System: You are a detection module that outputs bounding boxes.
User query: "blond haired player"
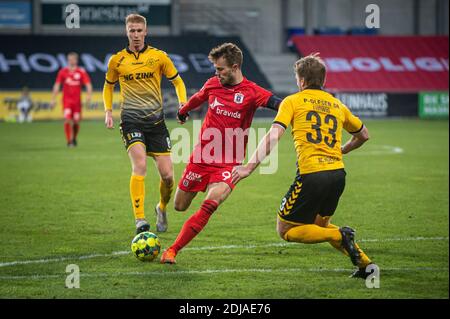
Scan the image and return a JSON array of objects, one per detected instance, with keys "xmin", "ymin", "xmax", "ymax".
[
  {"xmin": 232, "ymin": 53, "xmax": 375, "ymax": 279},
  {"xmin": 103, "ymin": 14, "xmax": 187, "ymax": 234}
]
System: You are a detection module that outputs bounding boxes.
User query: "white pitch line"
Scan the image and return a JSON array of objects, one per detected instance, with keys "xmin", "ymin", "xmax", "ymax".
[
  {"xmin": 0, "ymin": 236, "xmax": 447, "ymax": 269},
  {"xmin": 350, "ymin": 144, "xmax": 404, "ymax": 156},
  {"xmin": 0, "ymin": 266, "xmax": 448, "ymax": 281}
]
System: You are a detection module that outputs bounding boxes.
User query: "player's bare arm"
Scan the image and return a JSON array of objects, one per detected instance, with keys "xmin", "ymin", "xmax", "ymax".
[
  {"xmin": 341, "ymin": 125, "xmax": 370, "ymax": 154},
  {"xmin": 232, "ymin": 124, "xmax": 285, "ymax": 184}
]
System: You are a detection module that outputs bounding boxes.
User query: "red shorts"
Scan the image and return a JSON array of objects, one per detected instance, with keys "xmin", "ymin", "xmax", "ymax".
[
  {"xmin": 178, "ymin": 163, "xmax": 236, "ymax": 193},
  {"xmin": 63, "ymin": 102, "xmax": 81, "ymax": 121}
]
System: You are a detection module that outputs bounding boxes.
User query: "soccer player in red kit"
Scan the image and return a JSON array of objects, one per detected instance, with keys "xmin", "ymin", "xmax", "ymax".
[
  {"xmin": 160, "ymin": 43, "xmax": 282, "ymax": 264},
  {"xmin": 51, "ymin": 52, "xmax": 92, "ymax": 147}
]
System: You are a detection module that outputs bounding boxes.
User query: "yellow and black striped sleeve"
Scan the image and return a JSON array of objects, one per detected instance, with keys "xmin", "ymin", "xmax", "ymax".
[{"xmin": 273, "ymin": 96, "xmax": 294, "ymax": 129}]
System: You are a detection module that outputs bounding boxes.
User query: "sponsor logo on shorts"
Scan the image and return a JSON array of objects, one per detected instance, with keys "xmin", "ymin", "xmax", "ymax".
[
  {"xmin": 127, "ymin": 132, "xmax": 142, "ymax": 141},
  {"xmin": 186, "ymin": 171, "xmax": 202, "ymax": 182}
]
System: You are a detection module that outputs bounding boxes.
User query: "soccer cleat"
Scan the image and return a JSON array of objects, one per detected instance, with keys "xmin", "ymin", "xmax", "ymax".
[
  {"xmin": 135, "ymin": 218, "xmax": 150, "ymax": 234},
  {"xmin": 72, "ymin": 139, "xmax": 77, "ymax": 147},
  {"xmin": 160, "ymin": 248, "xmax": 177, "ymax": 264},
  {"xmin": 350, "ymin": 263, "xmax": 376, "ymax": 279},
  {"xmin": 155, "ymin": 204, "xmax": 168, "ymax": 232},
  {"xmin": 339, "ymin": 226, "xmax": 361, "ymax": 266},
  {"xmin": 67, "ymin": 141, "xmax": 74, "ymax": 147}
]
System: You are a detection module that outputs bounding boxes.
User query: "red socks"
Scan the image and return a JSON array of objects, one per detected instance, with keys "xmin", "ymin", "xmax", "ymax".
[
  {"xmin": 64, "ymin": 122, "xmax": 72, "ymax": 143},
  {"xmin": 73, "ymin": 123, "xmax": 79, "ymax": 141},
  {"xmin": 171, "ymin": 200, "xmax": 218, "ymax": 253},
  {"xmin": 64, "ymin": 122, "xmax": 79, "ymax": 143}
]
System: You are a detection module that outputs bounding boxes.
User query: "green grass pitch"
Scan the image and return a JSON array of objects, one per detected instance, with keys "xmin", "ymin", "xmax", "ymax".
[{"xmin": 0, "ymin": 118, "xmax": 448, "ymax": 298}]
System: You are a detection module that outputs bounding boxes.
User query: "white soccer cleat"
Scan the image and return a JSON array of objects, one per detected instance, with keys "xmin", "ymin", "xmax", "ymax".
[
  {"xmin": 155, "ymin": 204, "xmax": 168, "ymax": 232},
  {"xmin": 135, "ymin": 218, "xmax": 150, "ymax": 234}
]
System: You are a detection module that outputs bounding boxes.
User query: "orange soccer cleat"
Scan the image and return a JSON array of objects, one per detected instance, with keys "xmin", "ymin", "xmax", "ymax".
[{"xmin": 160, "ymin": 248, "xmax": 177, "ymax": 264}]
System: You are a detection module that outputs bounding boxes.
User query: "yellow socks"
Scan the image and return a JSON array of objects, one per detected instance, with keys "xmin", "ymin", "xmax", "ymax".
[
  {"xmin": 130, "ymin": 174, "xmax": 145, "ymax": 219},
  {"xmin": 284, "ymin": 222, "xmax": 372, "ymax": 268},
  {"xmin": 284, "ymin": 224, "xmax": 342, "ymax": 244},
  {"xmin": 158, "ymin": 178, "xmax": 173, "ymax": 212}
]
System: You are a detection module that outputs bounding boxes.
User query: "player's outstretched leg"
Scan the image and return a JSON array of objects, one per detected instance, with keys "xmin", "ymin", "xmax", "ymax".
[
  {"xmin": 324, "ymin": 222, "xmax": 373, "ymax": 277},
  {"xmin": 339, "ymin": 226, "xmax": 378, "ymax": 279},
  {"xmin": 283, "ymin": 223, "xmax": 342, "ymax": 244},
  {"xmin": 160, "ymin": 199, "xmax": 218, "ymax": 264},
  {"xmin": 314, "ymin": 215, "xmax": 373, "ymax": 278}
]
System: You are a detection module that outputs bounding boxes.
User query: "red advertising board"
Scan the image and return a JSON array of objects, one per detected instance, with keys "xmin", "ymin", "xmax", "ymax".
[{"xmin": 291, "ymin": 36, "xmax": 449, "ymax": 92}]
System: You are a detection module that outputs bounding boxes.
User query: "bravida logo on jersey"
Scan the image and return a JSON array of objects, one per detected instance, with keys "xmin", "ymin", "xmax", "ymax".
[
  {"xmin": 209, "ymin": 97, "xmax": 224, "ymax": 109},
  {"xmin": 210, "ymin": 97, "xmax": 242, "ymax": 119},
  {"xmin": 234, "ymin": 93, "xmax": 244, "ymax": 104}
]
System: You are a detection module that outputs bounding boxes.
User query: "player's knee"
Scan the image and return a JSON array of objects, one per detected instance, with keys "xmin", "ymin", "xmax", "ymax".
[
  {"xmin": 161, "ymin": 174, "xmax": 174, "ymax": 187},
  {"xmin": 132, "ymin": 160, "xmax": 146, "ymax": 175},
  {"xmin": 174, "ymin": 200, "xmax": 187, "ymax": 212},
  {"xmin": 277, "ymin": 228, "xmax": 289, "ymax": 241},
  {"xmin": 276, "ymin": 221, "xmax": 290, "ymax": 241}
]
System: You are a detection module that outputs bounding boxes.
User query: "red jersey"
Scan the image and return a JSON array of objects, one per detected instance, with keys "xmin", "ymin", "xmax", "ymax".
[
  {"xmin": 179, "ymin": 76, "xmax": 273, "ymax": 167},
  {"xmin": 55, "ymin": 67, "xmax": 91, "ymax": 107}
]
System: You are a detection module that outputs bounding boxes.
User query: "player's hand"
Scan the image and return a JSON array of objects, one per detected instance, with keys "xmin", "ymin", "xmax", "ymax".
[
  {"xmin": 177, "ymin": 109, "xmax": 189, "ymax": 124},
  {"xmin": 105, "ymin": 110, "xmax": 114, "ymax": 129},
  {"xmin": 50, "ymin": 100, "xmax": 56, "ymax": 108},
  {"xmin": 232, "ymin": 165, "xmax": 252, "ymax": 184}
]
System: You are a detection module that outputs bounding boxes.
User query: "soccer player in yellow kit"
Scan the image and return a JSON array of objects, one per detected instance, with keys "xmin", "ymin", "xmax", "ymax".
[
  {"xmin": 232, "ymin": 53, "xmax": 375, "ymax": 279},
  {"xmin": 103, "ymin": 14, "xmax": 187, "ymax": 234}
]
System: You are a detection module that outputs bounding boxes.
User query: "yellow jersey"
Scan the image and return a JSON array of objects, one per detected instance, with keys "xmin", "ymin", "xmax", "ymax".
[
  {"xmin": 105, "ymin": 44, "xmax": 179, "ymax": 125},
  {"xmin": 274, "ymin": 89, "xmax": 363, "ymax": 174}
]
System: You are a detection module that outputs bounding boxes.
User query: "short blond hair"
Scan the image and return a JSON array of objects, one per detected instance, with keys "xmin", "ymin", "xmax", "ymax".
[
  {"xmin": 125, "ymin": 14, "xmax": 147, "ymax": 27},
  {"xmin": 294, "ymin": 53, "xmax": 326, "ymax": 87}
]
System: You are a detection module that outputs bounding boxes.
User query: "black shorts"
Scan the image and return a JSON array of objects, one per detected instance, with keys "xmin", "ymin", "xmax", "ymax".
[
  {"xmin": 278, "ymin": 168, "xmax": 346, "ymax": 224},
  {"xmin": 119, "ymin": 120, "xmax": 172, "ymax": 156}
]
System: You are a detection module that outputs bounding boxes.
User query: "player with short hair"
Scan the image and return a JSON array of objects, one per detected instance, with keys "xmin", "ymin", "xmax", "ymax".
[
  {"xmin": 232, "ymin": 53, "xmax": 375, "ymax": 279},
  {"xmin": 103, "ymin": 13, "xmax": 187, "ymax": 234},
  {"xmin": 160, "ymin": 42, "xmax": 282, "ymax": 264},
  {"xmin": 52, "ymin": 52, "xmax": 92, "ymax": 147}
]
